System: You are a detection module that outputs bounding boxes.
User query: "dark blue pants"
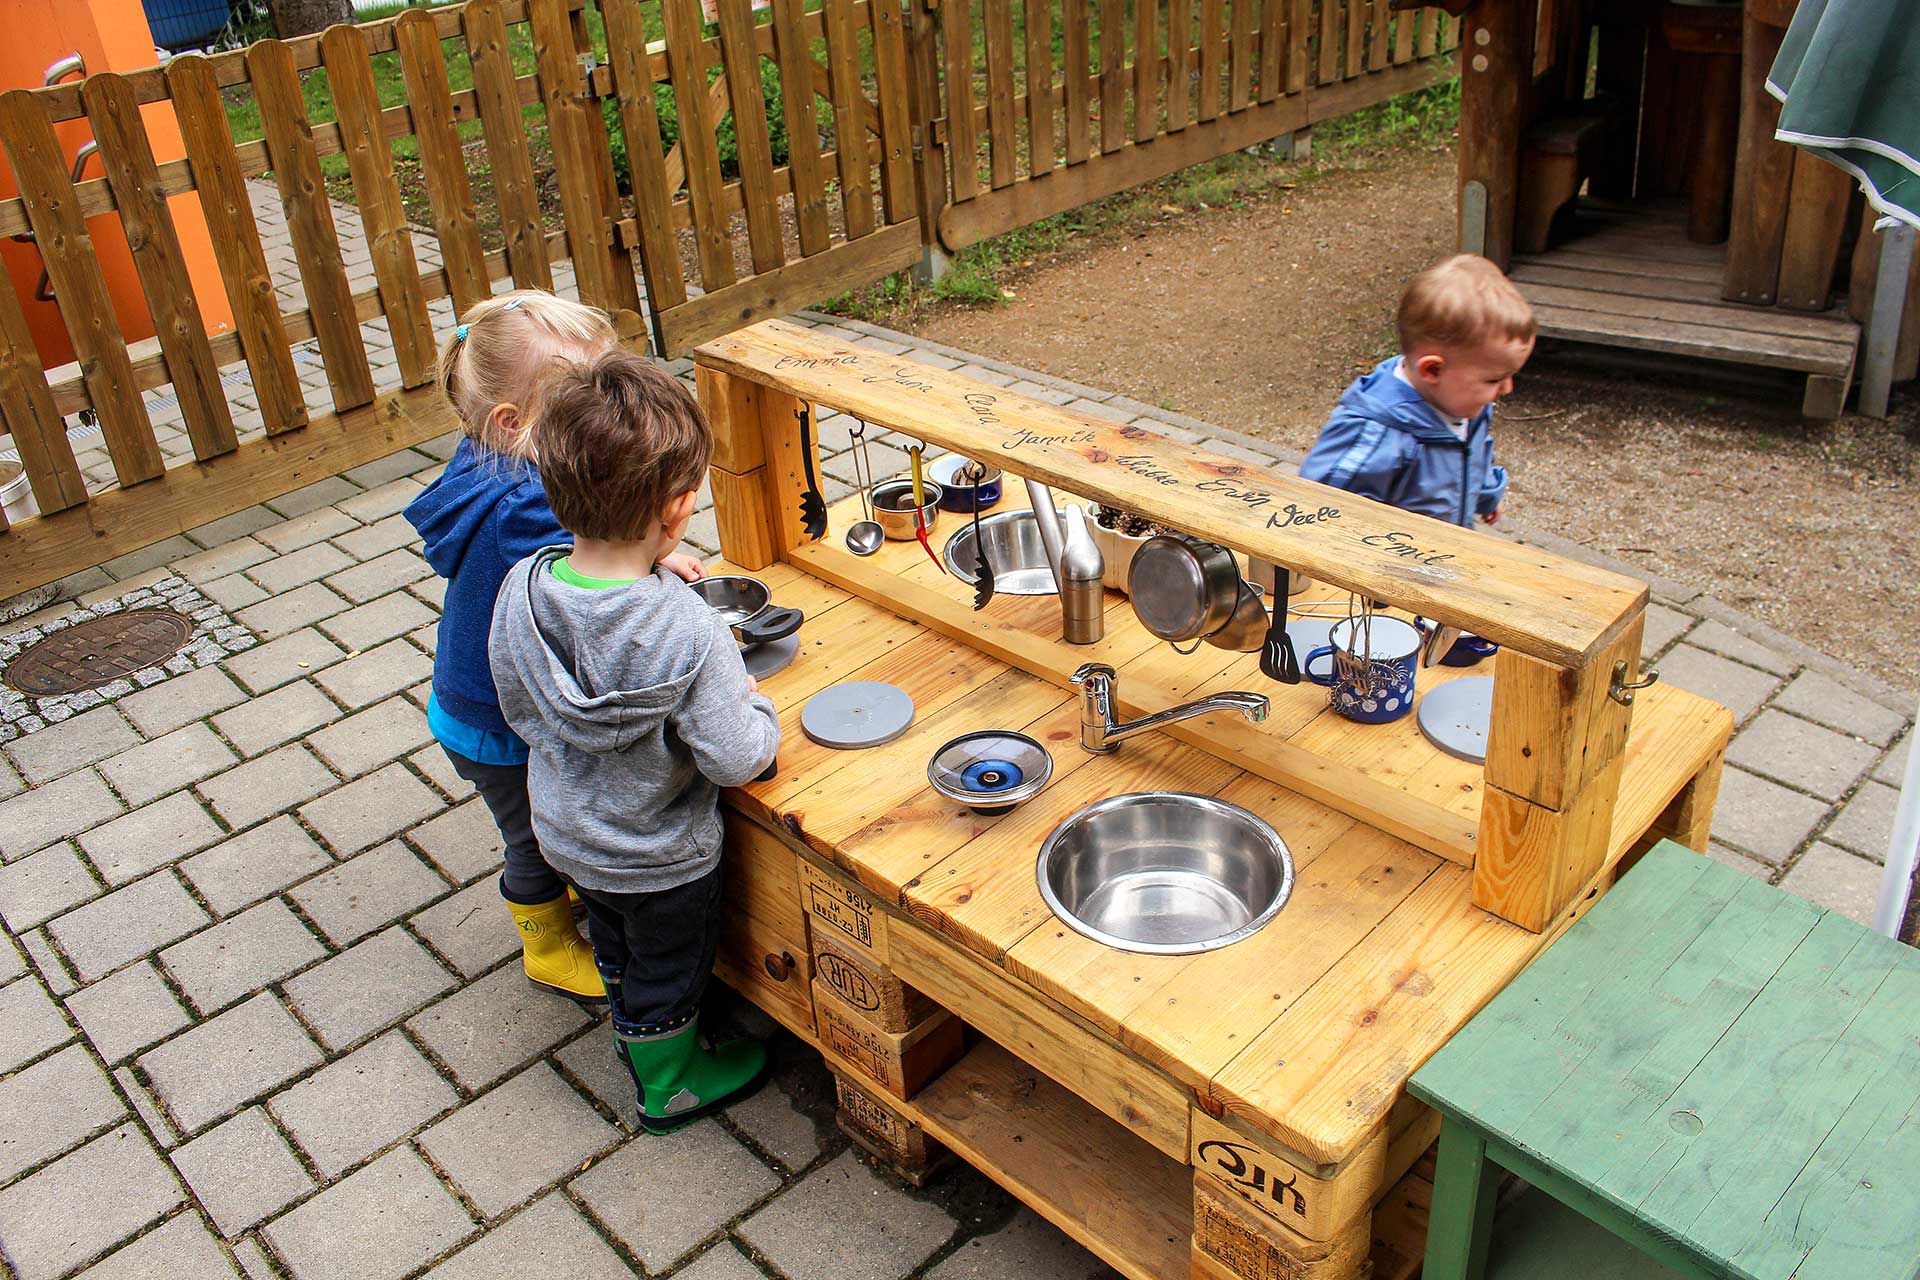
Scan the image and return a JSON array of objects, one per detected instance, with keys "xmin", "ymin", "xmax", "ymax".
[
  {"xmin": 442, "ymin": 749, "xmax": 565, "ymax": 904},
  {"xmin": 576, "ymin": 866, "xmax": 724, "ymax": 1036}
]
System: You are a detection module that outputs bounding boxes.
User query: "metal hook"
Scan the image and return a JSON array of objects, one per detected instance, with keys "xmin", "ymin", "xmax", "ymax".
[{"xmin": 1609, "ymin": 660, "xmax": 1660, "ymax": 706}]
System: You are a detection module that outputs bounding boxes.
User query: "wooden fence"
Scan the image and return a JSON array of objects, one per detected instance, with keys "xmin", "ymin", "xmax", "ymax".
[
  {"xmin": 930, "ymin": 0, "xmax": 1459, "ymax": 249},
  {"xmin": 0, "ymin": 0, "xmax": 1455, "ymax": 596}
]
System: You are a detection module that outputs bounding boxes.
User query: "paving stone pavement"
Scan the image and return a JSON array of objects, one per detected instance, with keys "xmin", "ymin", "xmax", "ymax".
[{"xmin": 1, "ymin": 183, "xmax": 1914, "ymax": 1280}]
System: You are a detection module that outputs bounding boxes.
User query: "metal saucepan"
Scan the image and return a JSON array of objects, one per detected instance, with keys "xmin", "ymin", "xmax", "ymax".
[
  {"xmin": 870, "ymin": 477, "xmax": 944, "ymax": 541},
  {"xmin": 689, "ymin": 575, "xmax": 803, "ymax": 648},
  {"xmin": 927, "ymin": 454, "xmax": 1004, "ymax": 512},
  {"xmin": 1128, "ymin": 534, "xmax": 1245, "ymax": 648}
]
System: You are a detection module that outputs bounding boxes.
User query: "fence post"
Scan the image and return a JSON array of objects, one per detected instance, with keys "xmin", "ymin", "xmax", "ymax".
[{"xmin": 904, "ymin": 0, "xmax": 952, "ymax": 283}]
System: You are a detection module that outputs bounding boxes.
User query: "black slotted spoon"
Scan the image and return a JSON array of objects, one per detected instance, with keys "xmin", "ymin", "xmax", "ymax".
[
  {"xmin": 966, "ymin": 461, "xmax": 994, "ymax": 609},
  {"xmin": 795, "ymin": 406, "xmax": 827, "ymax": 541}
]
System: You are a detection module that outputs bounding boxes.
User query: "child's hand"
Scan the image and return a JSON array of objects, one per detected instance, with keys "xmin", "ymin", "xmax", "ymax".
[
  {"xmin": 660, "ymin": 552, "xmax": 707, "ymax": 582},
  {"xmin": 1481, "ymin": 503, "xmax": 1504, "ymax": 526},
  {"xmin": 745, "ymin": 674, "xmax": 760, "ymax": 695}
]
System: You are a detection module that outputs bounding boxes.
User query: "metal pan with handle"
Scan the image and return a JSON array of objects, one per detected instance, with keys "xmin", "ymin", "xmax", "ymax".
[{"xmin": 689, "ymin": 576, "xmax": 804, "ymax": 648}]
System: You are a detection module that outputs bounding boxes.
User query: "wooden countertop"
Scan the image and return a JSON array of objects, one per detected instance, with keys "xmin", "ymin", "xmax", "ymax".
[{"xmin": 715, "ymin": 500, "xmax": 1733, "ymax": 1168}]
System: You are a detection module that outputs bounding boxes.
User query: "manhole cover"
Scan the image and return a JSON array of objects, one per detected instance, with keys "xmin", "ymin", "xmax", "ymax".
[{"xmin": 3, "ymin": 609, "xmax": 195, "ymax": 696}]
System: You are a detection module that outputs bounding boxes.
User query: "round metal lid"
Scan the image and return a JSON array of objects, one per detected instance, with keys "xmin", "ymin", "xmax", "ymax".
[
  {"xmin": 3, "ymin": 609, "xmax": 195, "ymax": 697},
  {"xmin": 1128, "ymin": 536, "xmax": 1210, "ymax": 640},
  {"xmin": 927, "ymin": 730, "xmax": 1053, "ymax": 809},
  {"xmin": 1417, "ymin": 675, "xmax": 1494, "ymax": 764},
  {"xmin": 801, "ymin": 681, "xmax": 916, "ymax": 750},
  {"xmin": 742, "ymin": 633, "xmax": 800, "ymax": 681}
]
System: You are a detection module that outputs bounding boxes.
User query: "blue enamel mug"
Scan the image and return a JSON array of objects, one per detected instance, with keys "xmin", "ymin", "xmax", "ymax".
[
  {"xmin": 1414, "ymin": 617, "xmax": 1499, "ymax": 667},
  {"xmin": 1302, "ymin": 615, "xmax": 1420, "ymax": 724}
]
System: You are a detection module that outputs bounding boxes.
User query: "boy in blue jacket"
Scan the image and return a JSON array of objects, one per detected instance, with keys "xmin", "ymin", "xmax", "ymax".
[{"xmin": 1301, "ymin": 254, "xmax": 1535, "ymax": 527}]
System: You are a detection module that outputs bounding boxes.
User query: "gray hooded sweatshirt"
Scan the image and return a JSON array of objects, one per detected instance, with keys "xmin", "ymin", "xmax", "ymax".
[{"xmin": 489, "ymin": 548, "xmax": 781, "ymax": 894}]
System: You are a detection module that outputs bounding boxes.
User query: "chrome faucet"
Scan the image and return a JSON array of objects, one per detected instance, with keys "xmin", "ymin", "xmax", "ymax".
[{"xmin": 1069, "ymin": 663, "xmax": 1269, "ymax": 753}]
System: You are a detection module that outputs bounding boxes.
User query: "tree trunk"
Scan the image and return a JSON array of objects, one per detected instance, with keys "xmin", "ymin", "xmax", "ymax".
[{"xmin": 266, "ymin": 0, "xmax": 355, "ymax": 38}]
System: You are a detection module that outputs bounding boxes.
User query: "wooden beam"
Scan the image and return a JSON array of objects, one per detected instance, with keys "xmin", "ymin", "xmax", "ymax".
[{"xmin": 1455, "ymin": 0, "xmax": 1534, "ymax": 268}]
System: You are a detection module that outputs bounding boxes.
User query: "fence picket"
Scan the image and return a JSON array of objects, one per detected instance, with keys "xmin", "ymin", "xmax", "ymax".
[
  {"xmin": 868, "ymin": 0, "xmax": 915, "ymax": 222},
  {"xmin": 530, "ymin": 0, "xmax": 628, "ymax": 309},
  {"xmin": 944, "ymin": 0, "xmax": 981, "ymax": 198},
  {"xmin": 1258, "ymin": 0, "xmax": 1283, "ymax": 102},
  {"xmin": 767, "ymin": 0, "xmax": 832, "ymax": 253},
  {"xmin": 464, "ymin": 0, "xmax": 553, "ymax": 290},
  {"xmin": 321, "ymin": 25, "xmax": 436, "ymax": 388},
  {"xmin": 1198, "ymin": 0, "xmax": 1224, "ymax": 120},
  {"xmin": 1166, "ymin": 0, "xmax": 1191, "ymax": 129},
  {"xmin": 1391, "ymin": 1, "xmax": 1413, "ymax": 62},
  {"xmin": 1318, "ymin": 0, "xmax": 1338, "ymax": 82},
  {"xmin": 1024, "ymin": 0, "xmax": 1055, "ymax": 174},
  {"xmin": 715, "ymin": 0, "xmax": 785, "ymax": 271},
  {"xmin": 1286, "ymin": 0, "xmax": 1308, "ymax": 91},
  {"xmin": 81, "ymin": 73, "xmax": 237, "ymax": 461},
  {"xmin": 661, "ymin": 0, "xmax": 740, "ymax": 284},
  {"xmin": 1229, "ymin": 0, "xmax": 1253, "ymax": 110},
  {"xmin": 1344, "ymin": 0, "xmax": 1363, "ymax": 76},
  {"xmin": 825, "ymin": 0, "xmax": 877, "ymax": 236},
  {"xmin": 1063, "ymin": 0, "xmax": 1091, "ymax": 163},
  {"xmin": 1367, "ymin": 0, "xmax": 1389, "ymax": 69},
  {"xmin": 165, "ymin": 56, "xmax": 307, "ymax": 437},
  {"xmin": 395, "ymin": 11, "xmax": 489, "ymax": 316},
  {"xmin": 984, "ymin": 0, "xmax": 1017, "ymax": 188},
  {"xmin": 1133, "ymin": 0, "xmax": 1157, "ymax": 143},
  {"xmin": 1416, "ymin": 4, "xmax": 1437, "ymax": 55},
  {"xmin": 1442, "ymin": 13, "xmax": 1459, "ymax": 49},
  {"xmin": 0, "ymin": 91, "xmax": 164, "ymax": 487},
  {"xmin": 0, "ymin": 267, "xmax": 85, "ymax": 515},
  {"xmin": 1098, "ymin": 0, "xmax": 1125, "ymax": 153},
  {"xmin": 245, "ymin": 40, "xmax": 375, "ymax": 413}
]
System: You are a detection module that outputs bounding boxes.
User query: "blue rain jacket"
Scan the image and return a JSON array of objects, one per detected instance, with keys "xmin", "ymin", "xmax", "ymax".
[
  {"xmin": 405, "ymin": 438, "xmax": 570, "ymax": 744},
  {"xmin": 1299, "ymin": 356, "xmax": 1507, "ymax": 528}
]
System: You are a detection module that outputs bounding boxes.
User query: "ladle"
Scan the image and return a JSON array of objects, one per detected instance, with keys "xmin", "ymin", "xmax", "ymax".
[{"xmin": 843, "ymin": 419, "xmax": 886, "ymax": 556}]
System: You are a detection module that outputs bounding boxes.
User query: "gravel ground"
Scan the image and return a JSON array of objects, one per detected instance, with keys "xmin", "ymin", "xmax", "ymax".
[{"xmin": 908, "ymin": 143, "xmax": 1920, "ymax": 692}]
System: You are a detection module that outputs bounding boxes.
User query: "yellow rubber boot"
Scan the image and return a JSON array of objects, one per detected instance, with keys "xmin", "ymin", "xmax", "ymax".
[{"xmin": 506, "ymin": 893, "xmax": 606, "ymax": 1005}]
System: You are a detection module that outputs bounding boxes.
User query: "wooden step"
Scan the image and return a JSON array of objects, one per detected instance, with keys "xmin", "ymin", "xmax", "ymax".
[
  {"xmin": 1517, "ymin": 280, "xmax": 1861, "ymax": 347},
  {"xmin": 1525, "ymin": 300, "xmax": 1856, "ymax": 377}
]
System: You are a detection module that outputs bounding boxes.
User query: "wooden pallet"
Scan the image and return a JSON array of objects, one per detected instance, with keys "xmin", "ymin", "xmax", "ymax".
[{"xmin": 1511, "ymin": 204, "xmax": 1861, "ymax": 418}]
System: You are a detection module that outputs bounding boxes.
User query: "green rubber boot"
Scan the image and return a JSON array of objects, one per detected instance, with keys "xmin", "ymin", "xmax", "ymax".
[{"xmin": 617, "ymin": 1017, "xmax": 770, "ymax": 1134}]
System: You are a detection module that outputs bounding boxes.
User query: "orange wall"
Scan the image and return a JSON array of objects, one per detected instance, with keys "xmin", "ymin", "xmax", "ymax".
[{"xmin": 1, "ymin": 0, "xmax": 235, "ymax": 371}]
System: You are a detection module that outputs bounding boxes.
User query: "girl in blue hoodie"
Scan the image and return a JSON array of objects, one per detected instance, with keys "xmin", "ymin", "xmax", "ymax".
[{"xmin": 404, "ymin": 291, "xmax": 708, "ymax": 1004}]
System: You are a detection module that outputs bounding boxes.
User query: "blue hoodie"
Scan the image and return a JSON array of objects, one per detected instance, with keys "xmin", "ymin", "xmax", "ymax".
[
  {"xmin": 1299, "ymin": 356, "xmax": 1507, "ymax": 527},
  {"xmin": 405, "ymin": 438, "xmax": 570, "ymax": 755}
]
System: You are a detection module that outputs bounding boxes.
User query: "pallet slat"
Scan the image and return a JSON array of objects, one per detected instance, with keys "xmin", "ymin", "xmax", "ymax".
[
  {"xmin": 0, "ymin": 267, "xmax": 85, "ymax": 515},
  {"xmin": 322, "ymin": 23, "xmax": 436, "ymax": 389},
  {"xmin": 165, "ymin": 56, "xmax": 308, "ymax": 437},
  {"xmin": 395, "ymin": 10, "xmax": 491, "ymax": 317},
  {"xmin": 767, "ymin": 0, "xmax": 834, "ymax": 255},
  {"xmin": 984, "ymin": 0, "xmax": 1018, "ymax": 188},
  {"xmin": 246, "ymin": 40, "xmax": 375, "ymax": 413},
  {"xmin": 465, "ymin": 0, "xmax": 554, "ymax": 290},
  {"xmin": 80, "ymin": 73, "xmax": 237, "ymax": 462},
  {"xmin": 0, "ymin": 90, "xmax": 163, "ymax": 487},
  {"xmin": 825, "ymin": 0, "xmax": 878, "ymax": 237}
]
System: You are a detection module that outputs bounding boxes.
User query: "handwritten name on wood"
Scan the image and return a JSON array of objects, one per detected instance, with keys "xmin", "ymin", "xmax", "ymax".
[{"xmin": 696, "ymin": 320, "xmax": 1648, "ymax": 667}]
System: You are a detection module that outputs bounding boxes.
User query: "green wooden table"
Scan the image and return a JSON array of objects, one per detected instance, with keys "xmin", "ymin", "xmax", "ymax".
[{"xmin": 1408, "ymin": 839, "xmax": 1920, "ymax": 1280}]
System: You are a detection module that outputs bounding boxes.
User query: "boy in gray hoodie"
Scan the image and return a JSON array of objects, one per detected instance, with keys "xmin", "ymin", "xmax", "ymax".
[{"xmin": 490, "ymin": 352, "xmax": 781, "ymax": 1133}]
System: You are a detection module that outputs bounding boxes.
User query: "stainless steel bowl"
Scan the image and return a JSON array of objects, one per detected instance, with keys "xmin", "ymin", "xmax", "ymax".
[
  {"xmin": 871, "ymin": 478, "xmax": 943, "ymax": 542},
  {"xmin": 1036, "ymin": 792, "xmax": 1294, "ymax": 954},
  {"xmin": 944, "ymin": 509, "xmax": 1065, "ymax": 595}
]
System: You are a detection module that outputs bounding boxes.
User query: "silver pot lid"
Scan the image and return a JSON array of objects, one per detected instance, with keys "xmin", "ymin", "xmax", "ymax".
[{"xmin": 927, "ymin": 729, "xmax": 1054, "ymax": 809}]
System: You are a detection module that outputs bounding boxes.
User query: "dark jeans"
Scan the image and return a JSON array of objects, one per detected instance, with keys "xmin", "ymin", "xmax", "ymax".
[
  {"xmin": 575, "ymin": 865, "xmax": 725, "ymax": 1037},
  {"xmin": 442, "ymin": 749, "xmax": 565, "ymax": 905}
]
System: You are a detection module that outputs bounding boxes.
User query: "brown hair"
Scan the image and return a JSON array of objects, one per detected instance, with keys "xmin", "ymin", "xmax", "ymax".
[
  {"xmin": 1396, "ymin": 254, "xmax": 1537, "ymax": 354},
  {"xmin": 437, "ymin": 290, "xmax": 617, "ymax": 456},
  {"xmin": 533, "ymin": 351, "xmax": 713, "ymax": 542}
]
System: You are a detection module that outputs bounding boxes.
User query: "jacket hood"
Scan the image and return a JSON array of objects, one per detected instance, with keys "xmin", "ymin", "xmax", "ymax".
[
  {"xmin": 496, "ymin": 549, "xmax": 716, "ymax": 756},
  {"xmin": 406, "ymin": 438, "xmax": 530, "ymax": 579},
  {"xmin": 1336, "ymin": 357, "xmax": 1488, "ymax": 446}
]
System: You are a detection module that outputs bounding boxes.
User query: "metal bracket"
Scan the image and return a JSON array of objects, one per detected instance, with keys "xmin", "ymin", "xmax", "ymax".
[{"xmin": 1608, "ymin": 660, "xmax": 1659, "ymax": 707}]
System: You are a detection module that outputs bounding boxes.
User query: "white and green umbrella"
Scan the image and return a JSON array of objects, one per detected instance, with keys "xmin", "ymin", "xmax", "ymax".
[{"xmin": 1768, "ymin": 0, "xmax": 1920, "ymax": 226}]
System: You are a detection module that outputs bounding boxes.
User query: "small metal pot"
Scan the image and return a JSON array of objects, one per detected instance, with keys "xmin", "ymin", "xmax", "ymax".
[
  {"xmin": 689, "ymin": 575, "xmax": 803, "ymax": 648},
  {"xmin": 1128, "ymin": 534, "xmax": 1244, "ymax": 644},
  {"xmin": 871, "ymin": 477, "xmax": 943, "ymax": 541},
  {"xmin": 1204, "ymin": 581, "xmax": 1269, "ymax": 653}
]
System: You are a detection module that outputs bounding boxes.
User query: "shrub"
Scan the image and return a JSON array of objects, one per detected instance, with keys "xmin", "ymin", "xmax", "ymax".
[{"xmin": 604, "ymin": 58, "xmax": 794, "ymax": 192}]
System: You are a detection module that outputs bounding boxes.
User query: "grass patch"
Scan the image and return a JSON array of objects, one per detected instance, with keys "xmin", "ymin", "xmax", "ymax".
[{"xmin": 820, "ymin": 74, "xmax": 1461, "ymax": 328}]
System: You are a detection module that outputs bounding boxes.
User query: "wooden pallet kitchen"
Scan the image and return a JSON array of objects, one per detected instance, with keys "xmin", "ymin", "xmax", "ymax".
[{"xmin": 693, "ymin": 319, "xmax": 1734, "ymax": 1280}]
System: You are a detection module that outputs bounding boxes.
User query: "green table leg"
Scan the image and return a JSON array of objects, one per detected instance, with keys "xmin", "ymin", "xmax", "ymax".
[{"xmin": 1424, "ymin": 1117, "xmax": 1500, "ymax": 1280}]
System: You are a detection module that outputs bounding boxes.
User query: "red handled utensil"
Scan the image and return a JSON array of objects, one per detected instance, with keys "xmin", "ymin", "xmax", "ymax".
[{"xmin": 909, "ymin": 446, "xmax": 945, "ymax": 575}]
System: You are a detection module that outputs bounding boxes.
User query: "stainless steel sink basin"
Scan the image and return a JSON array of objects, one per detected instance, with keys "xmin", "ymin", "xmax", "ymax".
[
  {"xmin": 1036, "ymin": 792, "xmax": 1294, "ymax": 954},
  {"xmin": 944, "ymin": 509, "xmax": 1063, "ymax": 595}
]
